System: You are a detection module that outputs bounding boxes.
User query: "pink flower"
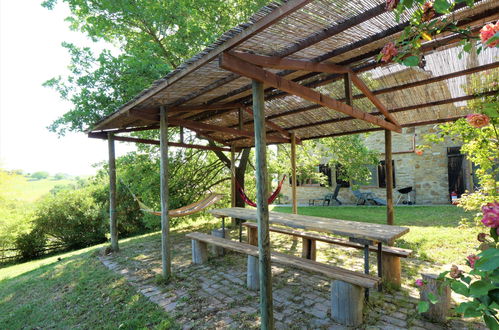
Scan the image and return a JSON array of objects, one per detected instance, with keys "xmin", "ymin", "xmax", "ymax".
[
  {"xmin": 415, "ymin": 149, "xmax": 424, "ymax": 156},
  {"xmin": 450, "ymin": 265, "xmax": 464, "ymax": 279},
  {"xmin": 466, "ymin": 254, "xmax": 480, "ymax": 269},
  {"xmin": 481, "ymin": 202, "xmax": 499, "ymax": 228},
  {"xmin": 466, "ymin": 113, "xmax": 490, "ymax": 128},
  {"xmin": 386, "ymin": 0, "xmax": 399, "ymax": 11},
  {"xmin": 380, "ymin": 42, "xmax": 398, "ymax": 63},
  {"xmin": 480, "ymin": 21, "xmax": 499, "ymax": 48},
  {"xmin": 415, "ymin": 279, "xmax": 425, "ymax": 287}
]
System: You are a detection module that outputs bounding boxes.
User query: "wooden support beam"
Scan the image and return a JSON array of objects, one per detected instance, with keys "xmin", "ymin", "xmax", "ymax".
[
  {"xmin": 88, "ymin": 133, "xmax": 231, "ymax": 152},
  {"xmin": 291, "ymin": 133, "xmax": 298, "ymax": 215},
  {"xmin": 232, "ymin": 52, "xmax": 349, "ymax": 74},
  {"xmin": 252, "ymin": 80, "xmax": 274, "ymax": 329},
  {"xmin": 220, "ymin": 52, "xmax": 401, "ymax": 133},
  {"xmin": 344, "ymin": 72, "xmax": 353, "ymax": 106},
  {"xmin": 243, "ymin": 106, "xmax": 299, "ymax": 142},
  {"xmin": 385, "ymin": 130, "xmax": 394, "ymax": 226},
  {"xmin": 107, "ymin": 133, "xmax": 119, "ymax": 252},
  {"xmin": 159, "ymin": 106, "xmax": 171, "ymax": 280},
  {"xmin": 231, "ymin": 146, "xmax": 236, "ymax": 209},
  {"xmin": 128, "ymin": 109, "xmax": 290, "ymax": 143}
]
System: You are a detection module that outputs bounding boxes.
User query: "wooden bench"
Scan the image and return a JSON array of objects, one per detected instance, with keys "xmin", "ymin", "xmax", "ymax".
[
  {"xmin": 186, "ymin": 231, "xmax": 380, "ymax": 326},
  {"xmin": 242, "ymin": 222, "xmax": 412, "ymax": 288}
]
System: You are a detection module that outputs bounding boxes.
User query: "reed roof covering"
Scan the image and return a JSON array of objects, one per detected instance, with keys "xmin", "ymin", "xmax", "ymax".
[{"xmin": 89, "ymin": 0, "xmax": 499, "ymax": 147}]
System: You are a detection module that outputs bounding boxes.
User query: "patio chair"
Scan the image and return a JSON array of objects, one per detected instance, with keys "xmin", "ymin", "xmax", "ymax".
[
  {"xmin": 351, "ymin": 189, "xmax": 386, "ymax": 206},
  {"xmin": 324, "ymin": 184, "xmax": 342, "ymax": 206}
]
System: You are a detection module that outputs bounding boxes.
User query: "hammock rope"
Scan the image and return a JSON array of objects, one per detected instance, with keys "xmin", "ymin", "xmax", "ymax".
[
  {"xmin": 119, "ymin": 179, "xmax": 224, "ymax": 218},
  {"xmin": 236, "ymin": 175, "xmax": 286, "ymax": 207}
]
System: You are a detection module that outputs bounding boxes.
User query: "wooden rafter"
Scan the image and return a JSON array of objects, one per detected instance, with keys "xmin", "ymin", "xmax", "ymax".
[
  {"xmin": 88, "ymin": 132, "xmax": 232, "ymax": 152},
  {"xmin": 168, "ymin": 103, "xmax": 243, "ymax": 113},
  {"xmin": 242, "ymin": 106, "xmax": 301, "ymax": 143},
  {"xmin": 231, "ymin": 52, "xmax": 399, "ymax": 128},
  {"xmin": 128, "ymin": 109, "xmax": 290, "ymax": 143},
  {"xmin": 220, "ymin": 52, "xmax": 401, "ymax": 133}
]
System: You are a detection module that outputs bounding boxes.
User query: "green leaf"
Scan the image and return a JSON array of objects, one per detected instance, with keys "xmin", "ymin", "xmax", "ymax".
[
  {"xmin": 427, "ymin": 292, "xmax": 439, "ymax": 304},
  {"xmin": 469, "ymin": 281, "xmax": 494, "ymax": 297},
  {"xmin": 462, "ymin": 276, "xmax": 472, "ymax": 285},
  {"xmin": 484, "ymin": 314, "xmax": 499, "ymax": 330},
  {"xmin": 451, "ymin": 281, "xmax": 469, "ymax": 296},
  {"xmin": 491, "ymin": 227, "xmax": 499, "ymax": 241},
  {"xmin": 490, "ymin": 289, "xmax": 499, "ymax": 305},
  {"xmin": 463, "ymin": 306, "xmax": 483, "ymax": 318},
  {"xmin": 418, "ymin": 301, "xmax": 430, "ymax": 313},
  {"xmin": 475, "ymin": 254, "xmax": 499, "ymax": 272},
  {"xmin": 402, "ymin": 56, "xmax": 419, "ymax": 67},
  {"xmin": 434, "ymin": 0, "xmax": 452, "ymax": 13}
]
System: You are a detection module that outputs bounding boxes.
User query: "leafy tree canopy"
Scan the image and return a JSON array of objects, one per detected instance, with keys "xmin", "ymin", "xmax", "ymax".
[{"xmin": 42, "ymin": 0, "xmax": 270, "ymax": 135}]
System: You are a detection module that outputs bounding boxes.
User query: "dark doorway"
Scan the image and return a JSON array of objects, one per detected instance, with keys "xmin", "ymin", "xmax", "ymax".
[{"xmin": 447, "ymin": 147, "xmax": 465, "ymax": 197}]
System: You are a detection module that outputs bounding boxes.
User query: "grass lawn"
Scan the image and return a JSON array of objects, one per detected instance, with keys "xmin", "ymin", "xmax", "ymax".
[
  {"xmin": 272, "ymin": 205, "xmax": 480, "ymax": 265},
  {"xmin": 1, "ymin": 177, "xmax": 75, "ymax": 203},
  {"xmin": 0, "ymin": 243, "xmax": 176, "ymax": 329}
]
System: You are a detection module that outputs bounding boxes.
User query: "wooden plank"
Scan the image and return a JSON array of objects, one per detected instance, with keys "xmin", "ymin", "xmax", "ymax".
[
  {"xmin": 107, "ymin": 133, "xmax": 119, "ymax": 252},
  {"xmin": 89, "ymin": 132, "xmax": 231, "ymax": 152},
  {"xmin": 220, "ymin": 53, "xmax": 401, "ymax": 133},
  {"xmin": 210, "ymin": 207, "xmax": 409, "ymax": 245},
  {"xmin": 91, "ymin": 0, "xmax": 314, "ymax": 131},
  {"xmin": 385, "ymin": 130, "xmax": 394, "ymax": 226},
  {"xmin": 168, "ymin": 103, "xmax": 243, "ymax": 113},
  {"xmin": 159, "ymin": 106, "xmax": 171, "ymax": 280},
  {"xmin": 291, "ymin": 133, "xmax": 298, "ymax": 215},
  {"xmin": 252, "ymin": 80, "xmax": 274, "ymax": 329},
  {"xmin": 232, "ymin": 52, "xmax": 349, "ymax": 74},
  {"xmin": 242, "ymin": 222, "xmax": 412, "ymax": 257},
  {"xmin": 243, "ymin": 106, "xmax": 294, "ymax": 140},
  {"xmin": 185, "ymin": 232, "xmax": 380, "ymax": 288}
]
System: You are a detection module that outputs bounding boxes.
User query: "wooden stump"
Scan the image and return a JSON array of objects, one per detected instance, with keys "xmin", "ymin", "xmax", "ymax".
[
  {"xmin": 247, "ymin": 255, "xmax": 259, "ymax": 290},
  {"xmin": 382, "ymin": 254, "xmax": 401, "ymax": 289},
  {"xmin": 301, "ymin": 238, "xmax": 317, "ymax": 261},
  {"xmin": 247, "ymin": 226, "xmax": 258, "ymax": 246},
  {"xmin": 211, "ymin": 229, "xmax": 226, "ymax": 256},
  {"xmin": 420, "ymin": 273, "xmax": 451, "ymax": 323},
  {"xmin": 331, "ymin": 280, "xmax": 364, "ymax": 326},
  {"xmin": 191, "ymin": 240, "xmax": 208, "ymax": 264}
]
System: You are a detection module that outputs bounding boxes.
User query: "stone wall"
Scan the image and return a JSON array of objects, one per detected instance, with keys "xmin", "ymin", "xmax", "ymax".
[{"xmin": 280, "ymin": 124, "xmax": 467, "ymax": 205}]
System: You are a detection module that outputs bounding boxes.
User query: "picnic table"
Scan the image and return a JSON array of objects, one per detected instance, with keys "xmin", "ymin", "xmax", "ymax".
[{"xmin": 209, "ymin": 207, "xmax": 410, "ymax": 290}]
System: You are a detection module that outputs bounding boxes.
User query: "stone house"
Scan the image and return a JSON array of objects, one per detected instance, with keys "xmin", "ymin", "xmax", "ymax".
[{"xmin": 279, "ymin": 124, "xmax": 475, "ymax": 205}]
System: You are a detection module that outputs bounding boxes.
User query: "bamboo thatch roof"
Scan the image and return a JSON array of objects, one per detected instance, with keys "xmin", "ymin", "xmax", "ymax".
[{"xmin": 88, "ymin": 0, "xmax": 499, "ymax": 148}]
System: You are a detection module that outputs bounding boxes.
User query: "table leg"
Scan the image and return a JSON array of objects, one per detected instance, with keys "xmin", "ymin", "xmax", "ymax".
[
  {"xmin": 239, "ymin": 220, "xmax": 243, "ymax": 242},
  {"xmin": 364, "ymin": 244, "xmax": 369, "ymax": 300},
  {"xmin": 377, "ymin": 242, "xmax": 383, "ymax": 292}
]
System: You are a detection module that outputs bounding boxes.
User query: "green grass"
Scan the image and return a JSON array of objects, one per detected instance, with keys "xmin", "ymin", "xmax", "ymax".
[
  {"xmin": 1, "ymin": 177, "xmax": 75, "ymax": 203},
  {"xmin": 0, "ymin": 244, "xmax": 175, "ymax": 329},
  {"xmin": 272, "ymin": 205, "xmax": 480, "ymax": 265}
]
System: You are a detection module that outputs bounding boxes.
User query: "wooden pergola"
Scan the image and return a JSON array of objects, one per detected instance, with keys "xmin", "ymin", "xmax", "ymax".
[{"xmin": 87, "ymin": 0, "xmax": 498, "ymax": 328}]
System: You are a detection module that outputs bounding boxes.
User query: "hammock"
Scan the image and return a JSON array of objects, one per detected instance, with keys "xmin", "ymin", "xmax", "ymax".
[
  {"xmin": 236, "ymin": 176, "xmax": 286, "ymax": 207},
  {"xmin": 120, "ymin": 179, "xmax": 224, "ymax": 218}
]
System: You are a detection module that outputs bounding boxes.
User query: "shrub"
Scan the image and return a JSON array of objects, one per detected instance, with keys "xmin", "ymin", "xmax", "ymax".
[
  {"xmin": 30, "ymin": 171, "xmax": 49, "ymax": 180},
  {"xmin": 14, "ymin": 229, "xmax": 46, "ymax": 260},
  {"xmin": 33, "ymin": 187, "xmax": 107, "ymax": 249}
]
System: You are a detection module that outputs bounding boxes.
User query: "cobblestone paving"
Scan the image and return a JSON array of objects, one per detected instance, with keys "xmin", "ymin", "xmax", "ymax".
[{"xmin": 99, "ymin": 224, "xmax": 485, "ymax": 329}]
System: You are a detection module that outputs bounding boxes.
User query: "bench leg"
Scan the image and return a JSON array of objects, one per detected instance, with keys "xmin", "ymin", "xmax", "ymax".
[
  {"xmin": 246, "ymin": 255, "xmax": 259, "ymax": 291},
  {"xmin": 191, "ymin": 239, "xmax": 208, "ymax": 264},
  {"xmin": 331, "ymin": 280, "xmax": 364, "ymax": 326},
  {"xmin": 211, "ymin": 229, "xmax": 226, "ymax": 257},
  {"xmin": 382, "ymin": 255, "xmax": 401, "ymax": 289},
  {"xmin": 247, "ymin": 227, "xmax": 258, "ymax": 246},
  {"xmin": 301, "ymin": 238, "xmax": 316, "ymax": 260}
]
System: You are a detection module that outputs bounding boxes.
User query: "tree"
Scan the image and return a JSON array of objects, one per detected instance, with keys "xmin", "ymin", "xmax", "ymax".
[
  {"xmin": 42, "ymin": 0, "xmax": 270, "ymax": 209},
  {"xmin": 31, "ymin": 171, "xmax": 49, "ymax": 180}
]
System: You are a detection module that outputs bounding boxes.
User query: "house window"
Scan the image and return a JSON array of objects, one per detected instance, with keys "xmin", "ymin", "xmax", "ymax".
[
  {"xmin": 378, "ymin": 160, "xmax": 396, "ymax": 188},
  {"xmin": 335, "ymin": 164, "xmax": 350, "ymax": 188},
  {"xmin": 319, "ymin": 164, "xmax": 332, "ymax": 187}
]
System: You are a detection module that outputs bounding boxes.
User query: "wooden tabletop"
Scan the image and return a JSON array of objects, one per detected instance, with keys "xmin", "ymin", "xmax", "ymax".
[{"xmin": 210, "ymin": 207, "xmax": 409, "ymax": 245}]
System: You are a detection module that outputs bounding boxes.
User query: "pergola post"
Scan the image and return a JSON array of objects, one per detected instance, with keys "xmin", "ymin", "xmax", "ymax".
[
  {"xmin": 385, "ymin": 129, "xmax": 394, "ymax": 225},
  {"xmin": 291, "ymin": 133, "xmax": 298, "ymax": 214},
  {"xmin": 107, "ymin": 133, "xmax": 119, "ymax": 252},
  {"xmin": 160, "ymin": 106, "xmax": 171, "ymax": 279},
  {"xmin": 230, "ymin": 145, "xmax": 237, "ymax": 226},
  {"xmin": 252, "ymin": 80, "xmax": 274, "ymax": 329}
]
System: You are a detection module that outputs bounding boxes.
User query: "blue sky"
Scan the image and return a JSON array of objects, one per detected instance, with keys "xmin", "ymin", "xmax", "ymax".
[{"xmin": 0, "ymin": 0, "xmax": 134, "ymax": 176}]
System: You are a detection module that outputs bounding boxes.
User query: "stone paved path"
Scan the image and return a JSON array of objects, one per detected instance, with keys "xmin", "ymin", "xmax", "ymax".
[{"xmin": 99, "ymin": 225, "xmax": 485, "ymax": 329}]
